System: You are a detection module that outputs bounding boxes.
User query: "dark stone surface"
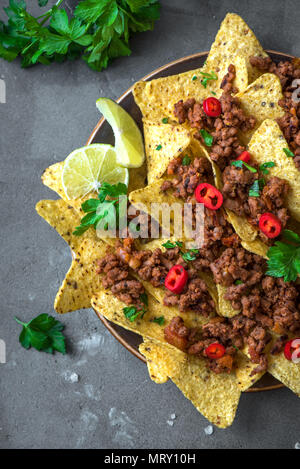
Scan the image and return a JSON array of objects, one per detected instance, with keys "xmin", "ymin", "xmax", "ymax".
[{"xmin": 0, "ymin": 0, "xmax": 299, "ymax": 449}]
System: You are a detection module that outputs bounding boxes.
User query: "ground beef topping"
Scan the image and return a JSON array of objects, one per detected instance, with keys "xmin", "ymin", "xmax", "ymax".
[
  {"xmin": 250, "ymin": 55, "xmax": 300, "ymax": 170},
  {"xmin": 96, "ymin": 250, "xmax": 145, "ymax": 308},
  {"xmin": 112, "ymin": 238, "xmax": 216, "ymax": 315}
]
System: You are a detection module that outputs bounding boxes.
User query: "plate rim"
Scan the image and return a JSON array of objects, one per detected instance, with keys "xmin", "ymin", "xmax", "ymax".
[{"xmin": 88, "ymin": 50, "xmax": 294, "ymax": 393}]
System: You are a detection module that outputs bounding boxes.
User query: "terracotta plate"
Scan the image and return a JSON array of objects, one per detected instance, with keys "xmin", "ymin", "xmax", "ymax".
[{"xmin": 89, "ymin": 50, "xmax": 294, "ymax": 392}]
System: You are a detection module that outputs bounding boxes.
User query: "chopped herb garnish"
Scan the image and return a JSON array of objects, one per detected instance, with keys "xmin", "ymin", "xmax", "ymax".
[
  {"xmin": 123, "ymin": 306, "xmax": 141, "ymax": 322},
  {"xmin": 259, "ymin": 161, "xmax": 276, "ymax": 175},
  {"xmin": 192, "ymin": 75, "xmax": 197, "ymax": 81},
  {"xmin": 249, "ymin": 178, "xmax": 265, "ymax": 197},
  {"xmin": 162, "ymin": 240, "xmax": 183, "ymax": 249},
  {"xmin": 234, "ymin": 280, "xmax": 243, "ymax": 285},
  {"xmin": 199, "ymin": 129, "xmax": 213, "ymax": 147},
  {"xmin": 182, "ymin": 155, "xmax": 191, "ymax": 166},
  {"xmin": 199, "ymin": 71, "xmax": 218, "ymax": 88},
  {"xmin": 140, "ymin": 292, "xmax": 148, "ymax": 308},
  {"xmin": 73, "ymin": 182, "xmax": 127, "ymax": 236},
  {"xmin": 14, "ymin": 314, "xmax": 66, "ymax": 354},
  {"xmin": 153, "ymin": 316, "xmax": 165, "ymax": 326},
  {"xmin": 181, "ymin": 249, "xmax": 199, "ymax": 262},
  {"xmin": 156, "ymin": 144, "xmax": 162, "ymax": 150},
  {"xmin": 162, "ymin": 241, "xmax": 198, "ymax": 262},
  {"xmin": 162, "ymin": 118, "xmax": 168, "ymax": 124},
  {"xmin": 231, "ymin": 160, "xmax": 257, "ymax": 173},
  {"xmin": 266, "ymin": 230, "xmax": 300, "ymax": 282},
  {"xmin": 211, "ymin": 91, "xmax": 217, "ymax": 96},
  {"xmin": 283, "ymin": 148, "xmax": 295, "ymax": 158}
]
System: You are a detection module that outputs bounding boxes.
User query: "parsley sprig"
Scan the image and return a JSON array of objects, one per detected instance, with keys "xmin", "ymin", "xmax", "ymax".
[
  {"xmin": 259, "ymin": 161, "xmax": 275, "ymax": 175},
  {"xmin": 73, "ymin": 182, "xmax": 127, "ymax": 236},
  {"xmin": 248, "ymin": 178, "xmax": 265, "ymax": 197},
  {"xmin": 0, "ymin": 0, "xmax": 160, "ymax": 71},
  {"xmin": 266, "ymin": 230, "xmax": 300, "ymax": 282},
  {"xmin": 199, "ymin": 70, "xmax": 217, "ymax": 88},
  {"xmin": 199, "ymin": 129, "xmax": 213, "ymax": 147},
  {"xmin": 283, "ymin": 147, "xmax": 295, "ymax": 158},
  {"xmin": 231, "ymin": 160, "xmax": 257, "ymax": 173},
  {"xmin": 162, "ymin": 240, "xmax": 199, "ymax": 262},
  {"xmin": 14, "ymin": 313, "xmax": 66, "ymax": 354},
  {"xmin": 123, "ymin": 293, "xmax": 148, "ymax": 322}
]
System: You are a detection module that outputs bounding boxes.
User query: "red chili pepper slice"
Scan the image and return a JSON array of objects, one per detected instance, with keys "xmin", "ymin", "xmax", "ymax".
[
  {"xmin": 195, "ymin": 183, "xmax": 223, "ymax": 210},
  {"xmin": 205, "ymin": 343, "xmax": 226, "ymax": 359},
  {"xmin": 203, "ymin": 97, "xmax": 222, "ymax": 117},
  {"xmin": 164, "ymin": 265, "xmax": 188, "ymax": 295},
  {"xmin": 237, "ymin": 151, "xmax": 251, "ymax": 163},
  {"xmin": 284, "ymin": 338, "xmax": 300, "ymax": 362},
  {"xmin": 258, "ymin": 212, "xmax": 282, "ymax": 239}
]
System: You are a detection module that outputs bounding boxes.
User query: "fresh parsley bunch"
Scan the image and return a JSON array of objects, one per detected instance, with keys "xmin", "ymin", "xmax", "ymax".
[{"xmin": 0, "ymin": 0, "xmax": 160, "ymax": 71}]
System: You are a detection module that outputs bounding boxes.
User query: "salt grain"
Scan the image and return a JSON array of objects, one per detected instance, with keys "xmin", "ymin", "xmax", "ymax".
[
  {"xmin": 167, "ymin": 420, "xmax": 174, "ymax": 427},
  {"xmin": 170, "ymin": 413, "xmax": 176, "ymax": 420},
  {"xmin": 204, "ymin": 425, "xmax": 214, "ymax": 435},
  {"xmin": 295, "ymin": 442, "xmax": 300, "ymax": 449}
]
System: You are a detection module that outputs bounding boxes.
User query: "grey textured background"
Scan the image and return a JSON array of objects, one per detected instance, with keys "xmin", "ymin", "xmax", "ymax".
[{"xmin": 1, "ymin": 0, "xmax": 300, "ymax": 449}]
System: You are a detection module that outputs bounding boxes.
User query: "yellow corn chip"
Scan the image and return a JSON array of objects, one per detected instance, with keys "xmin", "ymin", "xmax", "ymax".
[
  {"xmin": 235, "ymin": 352, "xmax": 265, "ymax": 391},
  {"xmin": 139, "ymin": 339, "xmax": 241, "ymax": 428},
  {"xmin": 237, "ymin": 73, "xmax": 284, "ymax": 142},
  {"xmin": 143, "ymin": 121, "xmax": 191, "ymax": 183},
  {"xmin": 205, "ymin": 13, "xmax": 268, "ymax": 84}
]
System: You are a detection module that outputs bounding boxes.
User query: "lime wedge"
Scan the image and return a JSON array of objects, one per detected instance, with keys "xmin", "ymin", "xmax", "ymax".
[
  {"xmin": 62, "ymin": 143, "xmax": 129, "ymax": 199},
  {"xmin": 96, "ymin": 98, "xmax": 145, "ymax": 168}
]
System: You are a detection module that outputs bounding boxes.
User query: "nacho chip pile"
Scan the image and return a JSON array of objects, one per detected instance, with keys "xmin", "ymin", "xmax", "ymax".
[{"xmin": 36, "ymin": 13, "xmax": 300, "ymax": 428}]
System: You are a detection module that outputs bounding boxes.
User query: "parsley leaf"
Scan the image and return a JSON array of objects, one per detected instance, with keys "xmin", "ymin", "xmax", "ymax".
[
  {"xmin": 73, "ymin": 182, "xmax": 127, "ymax": 236},
  {"xmin": 199, "ymin": 129, "xmax": 213, "ymax": 147},
  {"xmin": 199, "ymin": 70, "xmax": 217, "ymax": 88},
  {"xmin": 249, "ymin": 178, "xmax": 265, "ymax": 197},
  {"xmin": 155, "ymin": 144, "xmax": 162, "ymax": 150},
  {"xmin": 14, "ymin": 313, "xmax": 66, "ymax": 354},
  {"xmin": 162, "ymin": 117, "xmax": 168, "ymax": 124},
  {"xmin": 231, "ymin": 160, "xmax": 257, "ymax": 173},
  {"xmin": 153, "ymin": 316, "xmax": 165, "ymax": 325},
  {"xmin": 234, "ymin": 280, "xmax": 243, "ymax": 285},
  {"xmin": 266, "ymin": 230, "xmax": 300, "ymax": 282},
  {"xmin": 162, "ymin": 240, "xmax": 183, "ymax": 249},
  {"xmin": 283, "ymin": 147, "xmax": 295, "ymax": 158},
  {"xmin": 0, "ymin": 0, "xmax": 160, "ymax": 71},
  {"xmin": 259, "ymin": 161, "xmax": 275, "ymax": 175},
  {"xmin": 123, "ymin": 292, "xmax": 148, "ymax": 322},
  {"xmin": 181, "ymin": 250, "xmax": 199, "ymax": 262},
  {"xmin": 182, "ymin": 155, "xmax": 191, "ymax": 166}
]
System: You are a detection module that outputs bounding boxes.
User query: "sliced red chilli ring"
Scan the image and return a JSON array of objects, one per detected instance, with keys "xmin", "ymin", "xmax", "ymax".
[
  {"xmin": 237, "ymin": 151, "xmax": 251, "ymax": 163},
  {"xmin": 164, "ymin": 265, "xmax": 188, "ymax": 295},
  {"xmin": 203, "ymin": 97, "xmax": 222, "ymax": 117},
  {"xmin": 205, "ymin": 343, "xmax": 226, "ymax": 359},
  {"xmin": 195, "ymin": 183, "xmax": 223, "ymax": 210},
  {"xmin": 258, "ymin": 212, "xmax": 282, "ymax": 238},
  {"xmin": 284, "ymin": 338, "xmax": 300, "ymax": 363}
]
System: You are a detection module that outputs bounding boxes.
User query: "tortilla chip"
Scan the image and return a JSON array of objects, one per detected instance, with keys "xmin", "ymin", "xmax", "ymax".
[
  {"xmin": 54, "ymin": 236, "xmax": 108, "ymax": 313},
  {"xmin": 36, "ymin": 199, "xmax": 83, "ymax": 252},
  {"xmin": 248, "ymin": 119, "xmax": 300, "ymax": 222},
  {"xmin": 237, "ymin": 74, "xmax": 284, "ymax": 142},
  {"xmin": 268, "ymin": 351, "xmax": 300, "ymax": 397},
  {"xmin": 241, "ymin": 240, "xmax": 268, "ymax": 258},
  {"xmin": 205, "ymin": 13, "xmax": 268, "ymax": 85},
  {"xmin": 235, "ymin": 352, "xmax": 265, "ymax": 391},
  {"xmin": 142, "ymin": 342, "xmax": 170, "ymax": 384},
  {"xmin": 217, "ymin": 284, "xmax": 240, "ymax": 318},
  {"xmin": 36, "ymin": 198, "xmax": 109, "ymax": 313},
  {"xmin": 139, "ymin": 339, "xmax": 241, "ymax": 428},
  {"xmin": 143, "ymin": 121, "xmax": 191, "ymax": 183}
]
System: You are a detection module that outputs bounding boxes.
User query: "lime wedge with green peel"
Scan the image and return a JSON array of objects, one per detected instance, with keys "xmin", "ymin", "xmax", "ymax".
[
  {"xmin": 96, "ymin": 98, "xmax": 145, "ymax": 168},
  {"xmin": 62, "ymin": 143, "xmax": 129, "ymax": 199}
]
